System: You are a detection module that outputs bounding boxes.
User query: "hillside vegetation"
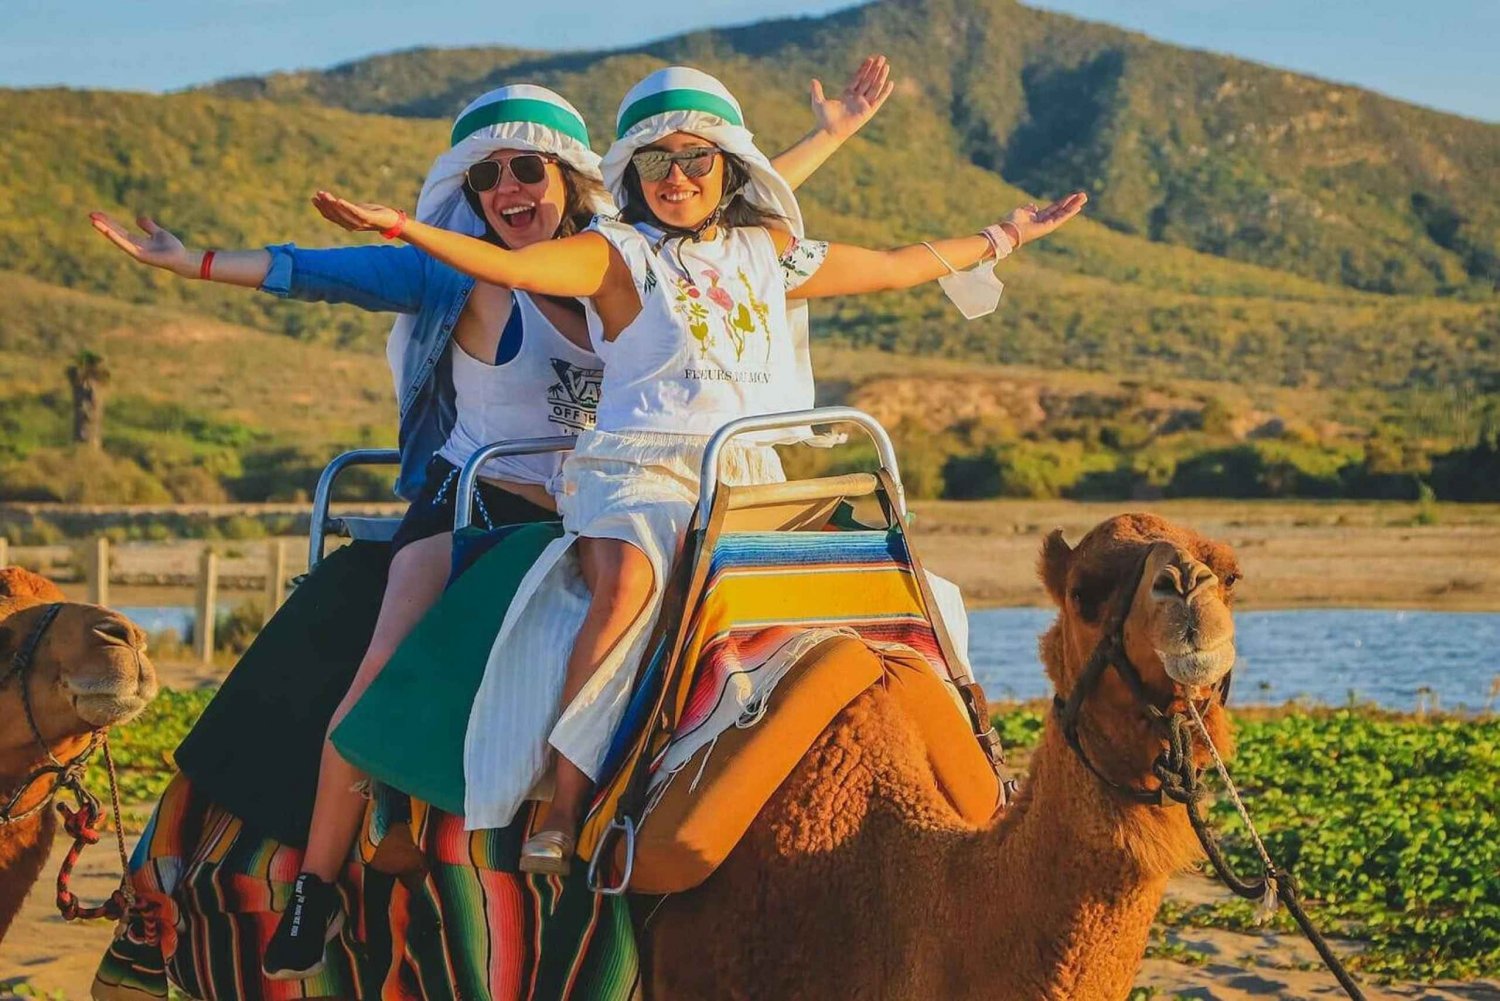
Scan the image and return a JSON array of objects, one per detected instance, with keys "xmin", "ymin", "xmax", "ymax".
[
  {"xmin": 210, "ymin": 0, "xmax": 1500, "ymax": 298},
  {"xmin": 1, "ymin": 0, "xmax": 1497, "ymax": 506}
]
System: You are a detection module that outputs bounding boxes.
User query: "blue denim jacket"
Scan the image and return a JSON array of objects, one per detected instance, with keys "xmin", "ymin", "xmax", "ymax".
[{"xmin": 260, "ymin": 243, "xmax": 476, "ymax": 501}]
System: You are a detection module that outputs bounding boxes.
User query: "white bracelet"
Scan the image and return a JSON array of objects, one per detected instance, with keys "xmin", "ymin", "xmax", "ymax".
[{"xmin": 980, "ymin": 223, "xmax": 1015, "ymax": 261}]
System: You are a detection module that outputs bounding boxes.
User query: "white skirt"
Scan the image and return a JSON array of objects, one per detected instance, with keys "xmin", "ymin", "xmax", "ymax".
[{"xmin": 461, "ymin": 428, "xmax": 785, "ymax": 830}]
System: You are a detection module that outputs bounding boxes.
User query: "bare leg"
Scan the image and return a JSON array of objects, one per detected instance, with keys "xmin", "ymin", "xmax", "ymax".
[
  {"xmin": 300, "ymin": 531, "xmax": 452, "ymax": 880},
  {"xmin": 532, "ymin": 536, "xmax": 655, "ymax": 838}
]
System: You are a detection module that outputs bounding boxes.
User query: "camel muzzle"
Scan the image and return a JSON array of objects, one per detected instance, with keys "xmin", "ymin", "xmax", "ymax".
[
  {"xmin": 1138, "ymin": 546, "xmax": 1235, "ymax": 687},
  {"xmin": 66, "ymin": 650, "xmax": 158, "ymax": 727},
  {"xmin": 1158, "ymin": 640, "xmax": 1236, "ymax": 688}
]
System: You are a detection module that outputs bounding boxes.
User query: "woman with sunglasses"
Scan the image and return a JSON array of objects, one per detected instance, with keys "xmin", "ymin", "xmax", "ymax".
[
  {"xmin": 91, "ymin": 63, "xmax": 893, "ymax": 985},
  {"xmin": 314, "ymin": 65, "xmax": 1087, "ymax": 877}
]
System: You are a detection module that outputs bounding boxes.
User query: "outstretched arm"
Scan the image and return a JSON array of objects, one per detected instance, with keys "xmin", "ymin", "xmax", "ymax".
[
  {"xmin": 310, "ymin": 192, "xmax": 614, "ymax": 298},
  {"xmin": 90, "ymin": 213, "xmax": 271, "ymax": 287},
  {"xmin": 769, "ymin": 55, "xmax": 894, "ymax": 190},
  {"xmin": 89, "ymin": 208, "xmax": 430, "ymax": 313},
  {"xmin": 789, "ymin": 193, "xmax": 1088, "ymax": 299}
]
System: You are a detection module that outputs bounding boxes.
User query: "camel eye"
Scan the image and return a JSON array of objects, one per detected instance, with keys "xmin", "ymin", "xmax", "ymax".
[
  {"xmin": 1223, "ymin": 572, "xmax": 1240, "ymax": 589},
  {"xmin": 1069, "ymin": 583, "xmax": 1104, "ymax": 622}
]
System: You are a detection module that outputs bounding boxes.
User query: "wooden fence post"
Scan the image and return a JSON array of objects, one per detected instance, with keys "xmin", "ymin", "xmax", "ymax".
[
  {"xmin": 194, "ymin": 548, "xmax": 218, "ymax": 665},
  {"xmin": 263, "ymin": 539, "xmax": 287, "ymax": 625},
  {"xmin": 85, "ymin": 536, "xmax": 110, "ymax": 606},
  {"xmin": 0, "ymin": 536, "xmax": 9, "ymax": 568}
]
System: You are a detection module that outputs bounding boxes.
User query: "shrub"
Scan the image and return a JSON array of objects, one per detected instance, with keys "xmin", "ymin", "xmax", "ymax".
[
  {"xmin": 215, "ymin": 600, "xmax": 264, "ymax": 655},
  {"xmin": 0, "ymin": 447, "xmax": 171, "ymax": 504}
]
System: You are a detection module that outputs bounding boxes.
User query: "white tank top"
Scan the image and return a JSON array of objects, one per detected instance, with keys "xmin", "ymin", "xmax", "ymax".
[
  {"xmin": 438, "ymin": 290, "xmax": 602, "ymax": 484},
  {"xmin": 583, "ymin": 218, "xmax": 814, "ymax": 441}
]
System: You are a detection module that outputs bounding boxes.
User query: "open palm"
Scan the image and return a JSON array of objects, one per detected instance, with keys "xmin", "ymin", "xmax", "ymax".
[
  {"xmin": 89, "ymin": 213, "xmax": 192, "ymax": 275},
  {"xmin": 1005, "ymin": 192, "xmax": 1089, "ymax": 246},
  {"xmin": 811, "ymin": 55, "xmax": 894, "ymax": 141},
  {"xmin": 311, "ymin": 191, "xmax": 402, "ymax": 233}
]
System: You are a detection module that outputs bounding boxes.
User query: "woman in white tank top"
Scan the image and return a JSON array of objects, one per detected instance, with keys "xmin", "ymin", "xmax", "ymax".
[
  {"xmin": 436, "ymin": 289, "xmax": 601, "ymax": 498},
  {"xmin": 317, "ymin": 66, "xmax": 1087, "ymax": 875}
]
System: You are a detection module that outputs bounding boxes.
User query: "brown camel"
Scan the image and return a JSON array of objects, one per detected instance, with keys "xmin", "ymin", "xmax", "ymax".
[
  {"xmin": 644, "ymin": 513, "xmax": 1242, "ymax": 1000},
  {"xmin": 0, "ymin": 567, "xmax": 158, "ymax": 943}
]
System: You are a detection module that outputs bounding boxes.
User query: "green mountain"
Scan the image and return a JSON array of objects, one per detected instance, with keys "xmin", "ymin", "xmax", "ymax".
[
  {"xmin": 1, "ymin": 0, "xmax": 1497, "ymax": 507},
  {"xmin": 209, "ymin": 0, "xmax": 1500, "ymax": 298}
]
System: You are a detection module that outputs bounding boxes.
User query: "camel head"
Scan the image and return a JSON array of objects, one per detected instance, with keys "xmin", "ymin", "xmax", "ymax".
[
  {"xmin": 1038, "ymin": 514, "xmax": 1239, "ymax": 770},
  {"xmin": 0, "ymin": 568, "xmax": 159, "ymax": 766}
]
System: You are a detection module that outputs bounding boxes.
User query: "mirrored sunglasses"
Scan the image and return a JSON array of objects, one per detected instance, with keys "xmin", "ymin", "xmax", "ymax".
[{"xmin": 631, "ymin": 147, "xmax": 720, "ymax": 183}]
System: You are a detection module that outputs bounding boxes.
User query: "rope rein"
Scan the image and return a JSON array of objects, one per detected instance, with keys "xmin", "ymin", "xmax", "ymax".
[{"xmin": 1185, "ymin": 701, "xmax": 1280, "ymax": 921}]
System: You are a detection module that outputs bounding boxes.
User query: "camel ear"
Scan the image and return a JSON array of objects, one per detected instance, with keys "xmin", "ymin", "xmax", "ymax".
[{"xmin": 1039, "ymin": 529, "xmax": 1072, "ymax": 606}]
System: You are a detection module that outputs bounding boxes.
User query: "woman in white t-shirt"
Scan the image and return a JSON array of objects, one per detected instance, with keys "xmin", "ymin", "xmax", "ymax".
[{"xmin": 314, "ymin": 66, "xmax": 1087, "ymax": 874}]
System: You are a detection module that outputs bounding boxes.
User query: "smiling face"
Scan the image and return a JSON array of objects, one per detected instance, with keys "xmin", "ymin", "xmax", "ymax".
[
  {"xmin": 636, "ymin": 132, "xmax": 726, "ymax": 231},
  {"xmin": 470, "ymin": 149, "xmax": 569, "ymax": 249}
]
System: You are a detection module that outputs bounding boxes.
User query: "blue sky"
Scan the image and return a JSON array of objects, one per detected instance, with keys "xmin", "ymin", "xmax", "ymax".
[{"xmin": 3, "ymin": 0, "xmax": 1496, "ymax": 123}]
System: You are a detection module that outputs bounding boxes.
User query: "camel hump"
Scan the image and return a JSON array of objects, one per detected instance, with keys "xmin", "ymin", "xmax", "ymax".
[{"xmin": 0, "ymin": 566, "xmax": 66, "ymax": 603}]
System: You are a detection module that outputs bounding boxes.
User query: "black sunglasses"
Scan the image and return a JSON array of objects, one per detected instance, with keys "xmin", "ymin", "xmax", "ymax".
[
  {"xmin": 465, "ymin": 154, "xmax": 553, "ymax": 192},
  {"xmin": 631, "ymin": 146, "xmax": 720, "ymax": 183}
]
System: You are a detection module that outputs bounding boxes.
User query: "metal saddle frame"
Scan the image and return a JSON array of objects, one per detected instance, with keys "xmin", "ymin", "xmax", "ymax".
[
  {"xmin": 578, "ymin": 408, "xmax": 1004, "ymax": 894},
  {"xmin": 305, "ymin": 411, "xmax": 1003, "ymax": 898}
]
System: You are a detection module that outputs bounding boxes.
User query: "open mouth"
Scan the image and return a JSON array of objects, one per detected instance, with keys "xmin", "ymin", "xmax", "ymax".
[
  {"xmin": 660, "ymin": 189, "xmax": 697, "ymax": 205},
  {"xmin": 498, "ymin": 202, "xmax": 538, "ymax": 230}
]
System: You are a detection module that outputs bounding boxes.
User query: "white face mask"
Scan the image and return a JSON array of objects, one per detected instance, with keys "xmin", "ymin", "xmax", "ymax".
[{"xmin": 924, "ymin": 243, "xmax": 1004, "ymax": 319}]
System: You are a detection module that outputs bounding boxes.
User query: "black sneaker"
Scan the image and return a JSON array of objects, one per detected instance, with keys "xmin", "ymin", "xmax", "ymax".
[{"xmin": 262, "ymin": 872, "xmax": 345, "ymax": 980}]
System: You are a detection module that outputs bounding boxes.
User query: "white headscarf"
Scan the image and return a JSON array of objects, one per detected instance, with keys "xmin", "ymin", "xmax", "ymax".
[
  {"xmin": 598, "ymin": 66, "xmax": 803, "ymax": 238},
  {"xmin": 388, "ymin": 84, "xmax": 614, "ymax": 403}
]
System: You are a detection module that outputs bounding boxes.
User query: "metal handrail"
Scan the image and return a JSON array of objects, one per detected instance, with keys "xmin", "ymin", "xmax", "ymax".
[
  {"xmin": 307, "ymin": 449, "xmax": 400, "ymax": 569},
  {"xmin": 696, "ymin": 408, "xmax": 906, "ymax": 527},
  {"xmin": 453, "ymin": 436, "xmax": 576, "ymax": 531}
]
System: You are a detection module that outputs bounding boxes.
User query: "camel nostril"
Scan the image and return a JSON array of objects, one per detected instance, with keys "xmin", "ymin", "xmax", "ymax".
[
  {"xmin": 1152, "ymin": 566, "xmax": 1183, "ymax": 599},
  {"xmin": 1185, "ymin": 564, "xmax": 1218, "ymax": 597},
  {"xmin": 93, "ymin": 619, "xmax": 134, "ymax": 645}
]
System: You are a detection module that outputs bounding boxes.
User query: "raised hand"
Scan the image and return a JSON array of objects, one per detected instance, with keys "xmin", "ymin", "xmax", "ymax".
[
  {"xmin": 1004, "ymin": 192, "xmax": 1089, "ymax": 246},
  {"xmin": 810, "ymin": 55, "xmax": 894, "ymax": 141},
  {"xmin": 89, "ymin": 213, "xmax": 194, "ymax": 276},
  {"xmin": 312, "ymin": 191, "xmax": 403, "ymax": 234}
]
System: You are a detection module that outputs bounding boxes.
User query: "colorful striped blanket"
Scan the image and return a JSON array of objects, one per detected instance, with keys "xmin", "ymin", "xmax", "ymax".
[
  {"xmin": 581, "ymin": 527, "xmax": 975, "ymax": 864},
  {"xmin": 93, "ymin": 777, "xmax": 639, "ymax": 1000}
]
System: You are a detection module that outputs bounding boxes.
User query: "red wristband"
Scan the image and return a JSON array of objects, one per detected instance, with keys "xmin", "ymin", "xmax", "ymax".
[
  {"xmin": 380, "ymin": 210, "xmax": 408, "ymax": 240},
  {"xmin": 198, "ymin": 249, "xmax": 216, "ymax": 280}
]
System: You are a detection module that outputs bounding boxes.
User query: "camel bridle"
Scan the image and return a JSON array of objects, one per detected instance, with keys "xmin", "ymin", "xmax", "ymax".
[
  {"xmin": 1051, "ymin": 547, "xmax": 1230, "ymax": 807},
  {"xmin": 1051, "ymin": 544, "xmax": 1367, "ymax": 1000},
  {"xmin": 0, "ymin": 600, "xmax": 134, "ymax": 923},
  {"xmin": 0, "ymin": 603, "xmax": 102, "ymax": 826}
]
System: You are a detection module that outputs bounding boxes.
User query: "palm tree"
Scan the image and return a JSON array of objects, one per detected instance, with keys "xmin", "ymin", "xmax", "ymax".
[{"xmin": 66, "ymin": 350, "xmax": 110, "ymax": 450}]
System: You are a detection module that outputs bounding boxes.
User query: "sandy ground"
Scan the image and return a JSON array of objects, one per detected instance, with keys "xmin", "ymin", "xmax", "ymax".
[
  {"xmin": 15, "ymin": 498, "xmax": 1500, "ymax": 614},
  {"xmin": 6, "ymin": 841, "xmax": 1497, "ymax": 999},
  {"xmin": 901, "ymin": 498, "xmax": 1500, "ymax": 611}
]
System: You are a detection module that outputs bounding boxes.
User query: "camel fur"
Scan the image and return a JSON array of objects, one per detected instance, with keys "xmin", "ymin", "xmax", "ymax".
[
  {"xmin": 643, "ymin": 514, "xmax": 1241, "ymax": 1000},
  {"xmin": 0, "ymin": 567, "xmax": 157, "ymax": 943}
]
